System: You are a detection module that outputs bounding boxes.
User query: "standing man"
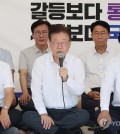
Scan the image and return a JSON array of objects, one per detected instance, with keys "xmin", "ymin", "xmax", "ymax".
[
  {"xmin": 19, "ymin": 19, "xmax": 51, "ymax": 111},
  {"xmin": 80, "ymin": 20, "xmax": 120, "ymax": 121},
  {"xmin": 22, "ymin": 24, "xmax": 89, "ymax": 134}
]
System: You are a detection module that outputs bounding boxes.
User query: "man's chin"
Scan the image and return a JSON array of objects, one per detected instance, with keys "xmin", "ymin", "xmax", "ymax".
[{"xmin": 37, "ymin": 41, "xmax": 47, "ymax": 46}]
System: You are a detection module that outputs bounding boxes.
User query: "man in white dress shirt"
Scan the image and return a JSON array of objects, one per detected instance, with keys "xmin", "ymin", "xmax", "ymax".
[
  {"xmin": 0, "ymin": 48, "xmax": 18, "ymax": 108},
  {"xmin": 0, "ymin": 61, "xmax": 21, "ymax": 133},
  {"xmin": 97, "ymin": 56, "xmax": 120, "ymax": 134},
  {"xmin": 80, "ymin": 20, "xmax": 120, "ymax": 122},
  {"xmin": 22, "ymin": 24, "xmax": 89, "ymax": 134}
]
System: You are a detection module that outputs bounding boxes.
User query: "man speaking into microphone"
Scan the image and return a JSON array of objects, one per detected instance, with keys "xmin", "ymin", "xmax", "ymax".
[{"xmin": 22, "ymin": 24, "xmax": 89, "ymax": 134}]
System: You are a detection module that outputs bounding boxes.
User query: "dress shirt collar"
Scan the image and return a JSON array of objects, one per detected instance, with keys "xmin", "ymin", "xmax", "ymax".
[
  {"xmin": 50, "ymin": 52, "xmax": 69, "ymax": 65},
  {"xmin": 92, "ymin": 45, "xmax": 110, "ymax": 55},
  {"xmin": 33, "ymin": 45, "xmax": 51, "ymax": 54}
]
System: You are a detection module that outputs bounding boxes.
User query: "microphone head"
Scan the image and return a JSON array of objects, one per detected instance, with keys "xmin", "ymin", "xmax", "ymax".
[
  {"xmin": 58, "ymin": 51, "xmax": 63, "ymax": 59},
  {"xmin": 58, "ymin": 52, "xmax": 64, "ymax": 67}
]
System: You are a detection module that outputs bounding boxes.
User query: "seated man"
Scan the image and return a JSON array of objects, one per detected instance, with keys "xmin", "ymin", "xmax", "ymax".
[
  {"xmin": 18, "ymin": 19, "xmax": 51, "ymax": 111},
  {"xmin": 0, "ymin": 61, "xmax": 21, "ymax": 133},
  {"xmin": 0, "ymin": 48, "xmax": 18, "ymax": 108},
  {"xmin": 97, "ymin": 56, "xmax": 120, "ymax": 134},
  {"xmin": 80, "ymin": 20, "xmax": 120, "ymax": 122},
  {"xmin": 22, "ymin": 24, "xmax": 89, "ymax": 134}
]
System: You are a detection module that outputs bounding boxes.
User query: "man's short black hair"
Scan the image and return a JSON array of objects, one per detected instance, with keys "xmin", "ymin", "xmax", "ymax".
[
  {"xmin": 31, "ymin": 19, "xmax": 51, "ymax": 40},
  {"xmin": 91, "ymin": 20, "xmax": 110, "ymax": 34},
  {"xmin": 49, "ymin": 24, "xmax": 71, "ymax": 41},
  {"xmin": 31, "ymin": 19, "xmax": 51, "ymax": 33}
]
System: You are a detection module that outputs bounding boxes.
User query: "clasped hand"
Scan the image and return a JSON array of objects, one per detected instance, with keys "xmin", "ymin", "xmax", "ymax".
[
  {"xmin": 59, "ymin": 67, "xmax": 68, "ymax": 82},
  {"xmin": 88, "ymin": 91, "xmax": 100, "ymax": 100}
]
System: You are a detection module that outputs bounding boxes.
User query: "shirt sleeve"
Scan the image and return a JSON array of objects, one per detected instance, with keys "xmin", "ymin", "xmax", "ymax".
[
  {"xmin": 100, "ymin": 59, "xmax": 115, "ymax": 111},
  {"xmin": 79, "ymin": 54, "xmax": 91, "ymax": 94},
  {"xmin": 19, "ymin": 51, "xmax": 28, "ymax": 70},
  {"xmin": 4, "ymin": 50, "xmax": 14, "ymax": 70},
  {"xmin": 66, "ymin": 58, "xmax": 85, "ymax": 96},
  {"xmin": 3, "ymin": 63, "xmax": 14, "ymax": 88},
  {"xmin": 31, "ymin": 59, "xmax": 47, "ymax": 115}
]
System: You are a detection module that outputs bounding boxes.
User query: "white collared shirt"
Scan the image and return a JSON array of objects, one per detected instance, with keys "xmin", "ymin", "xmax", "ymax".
[
  {"xmin": 80, "ymin": 45, "xmax": 120, "ymax": 94},
  {"xmin": 0, "ymin": 48, "xmax": 14, "ymax": 69},
  {"xmin": 100, "ymin": 56, "xmax": 120, "ymax": 111},
  {"xmin": 31, "ymin": 52, "xmax": 85, "ymax": 115},
  {"xmin": 0, "ymin": 61, "xmax": 14, "ymax": 107}
]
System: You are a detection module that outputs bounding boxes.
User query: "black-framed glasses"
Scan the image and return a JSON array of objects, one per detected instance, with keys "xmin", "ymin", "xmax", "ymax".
[
  {"xmin": 35, "ymin": 30, "xmax": 48, "ymax": 36},
  {"xmin": 52, "ymin": 40, "xmax": 69, "ymax": 47},
  {"xmin": 93, "ymin": 31, "xmax": 108, "ymax": 37}
]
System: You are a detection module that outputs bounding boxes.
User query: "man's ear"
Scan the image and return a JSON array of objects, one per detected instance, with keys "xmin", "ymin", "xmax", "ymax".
[
  {"xmin": 69, "ymin": 40, "xmax": 71, "ymax": 47},
  {"xmin": 31, "ymin": 34, "xmax": 34, "ymax": 40},
  {"xmin": 91, "ymin": 33, "xmax": 93, "ymax": 39}
]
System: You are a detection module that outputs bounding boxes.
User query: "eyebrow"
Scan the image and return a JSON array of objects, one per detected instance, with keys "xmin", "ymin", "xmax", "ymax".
[
  {"xmin": 94, "ymin": 31, "xmax": 106, "ymax": 33},
  {"xmin": 35, "ymin": 30, "xmax": 47, "ymax": 32}
]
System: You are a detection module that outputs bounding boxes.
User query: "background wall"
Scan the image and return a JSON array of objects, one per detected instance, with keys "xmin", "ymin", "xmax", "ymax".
[{"xmin": 0, "ymin": 0, "xmax": 120, "ymax": 92}]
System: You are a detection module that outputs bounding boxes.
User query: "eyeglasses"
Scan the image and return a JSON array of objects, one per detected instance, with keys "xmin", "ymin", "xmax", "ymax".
[
  {"xmin": 52, "ymin": 41, "xmax": 69, "ymax": 47},
  {"xmin": 93, "ymin": 32, "xmax": 108, "ymax": 37},
  {"xmin": 34, "ymin": 30, "xmax": 48, "ymax": 36}
]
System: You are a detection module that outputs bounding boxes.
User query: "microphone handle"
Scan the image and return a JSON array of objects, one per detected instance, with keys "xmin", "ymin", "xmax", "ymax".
[
  {"xmin": 59, "ymin": 58, "xmax": 63, "ymax": 82},
  {"xmin": 102, "ymin": 120, "xmax": 110, "ymax": 130},
  {"xmin": 99, "ymin": 118, "xmax": 110, "ymax": 130},
  {"xmin": 59, "ymin": 58, "xmax": 63, "ymax": 67}
]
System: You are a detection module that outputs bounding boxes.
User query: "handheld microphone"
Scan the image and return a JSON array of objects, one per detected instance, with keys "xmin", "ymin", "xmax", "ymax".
[
  {"xmin": 58, "ymin": 51, "xmax": 64, "ymax": 67},
  {"xmin": 58, "ymin": 51, "xmax": 66, "ymax": 109},
  {"xmin": 103, "ymin": 120, "xmax": 110, "ymax": 130},
  {"xmin": 99, "ymin": 118, "xmax": 110, "ymax": 130},
  {"xmin": 88, "ymin": 118, "xmax": 110, "ymax": 131}
]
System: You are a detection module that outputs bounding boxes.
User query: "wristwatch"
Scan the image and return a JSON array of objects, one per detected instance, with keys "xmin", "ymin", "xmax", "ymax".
[{"xmin": 2, "ymin": 105, "xmax": 9, "ymax": 110}]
